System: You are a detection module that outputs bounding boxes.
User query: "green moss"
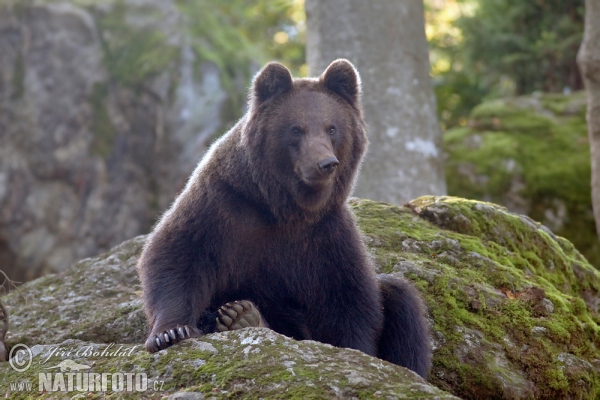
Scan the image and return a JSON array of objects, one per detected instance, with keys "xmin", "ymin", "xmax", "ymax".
[
  {"xmin": 444, "ymin": 92, "xmax": 598, "ymax": 268},
  {"xmin": 469, "ymin": 100, "xmax": 554, "ymax": 135},
  {"xmin": 540, "ymin": 91, "xmax": 587, "ymax": 116},
  {"xmin": 573, "ymin": 297, "xmax": 588, "ymax": 316},
  {"xmin": 89, "ymin": 82, "xmax": 118, "ymax": 159},
  {"xmin": 545, "ymin": 367, "xmax": 569, "ymax": 391},
  {"xmin": 350, "ymin": 197, "xmax": 600, "ymax": 398},
  {"xmin": 95, "ymin": 1, "xmax": 179, "ymax": 89}
]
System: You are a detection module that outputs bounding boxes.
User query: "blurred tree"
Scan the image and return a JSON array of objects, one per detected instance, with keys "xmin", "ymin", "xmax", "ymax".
[
  {"xmin": 459, "ymin": 0, "xmax": 584, "ymax": 94},
  {"xmin": 427, "ymin": 0, "xmax": 585, "ymax": 129},
  {"xmin": 578, "ymin": 0, "xmax": 600, "ymax": 239},
  {"xmin": 306, "ymin": 0, "xmax": 447, "ymax": 205},
  {"xmin": 425, "ymin": 0, "xmax": 483, "ymax": 128}
]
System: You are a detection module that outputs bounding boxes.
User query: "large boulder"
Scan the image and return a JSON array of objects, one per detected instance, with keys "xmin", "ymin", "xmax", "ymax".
[
  {"xmin": 1, "ymin": 197, "xmax": 600, "ymax": 398},
  {"xmin": 0, "ymin": 0, "xmax": 242, "ymax": 285},
  {"xmin": 0, "ymin": 226, "xmax": 455, "ymax": 399},
  {"xmin": 444, "ymin": 91, "xmax": 598, "ymax": 268}
]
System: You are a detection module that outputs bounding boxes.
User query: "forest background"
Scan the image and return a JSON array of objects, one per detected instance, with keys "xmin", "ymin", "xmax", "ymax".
[
  {"xmin": 196, "ymin": 0, "xmax": 584, "ymax": 128},
  {"xmin": 0, "ymin": 0, "xmax": 594, "ymax": 286},
  {"xmin": 197, "ymin": 0, "xmax": 594, "ymax": 260},
  {"xmin": 2, "ymin": 2, "xmax": 599, "ymax": 396}
]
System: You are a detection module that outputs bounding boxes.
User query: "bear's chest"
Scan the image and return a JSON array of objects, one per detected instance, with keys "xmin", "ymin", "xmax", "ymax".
[{"xmin": 222, "ymin": 219, "xmax": 313, "ymax": 260}]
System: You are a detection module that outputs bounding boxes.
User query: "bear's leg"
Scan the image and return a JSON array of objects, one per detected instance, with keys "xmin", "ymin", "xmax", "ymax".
[
  {"xmin": 215, "ymin": 300, "xmax": 268, "ymax": 331},
  {"xmin": 377, "ymin": 274, "xmax": 431, "ymax": 379},
  {"xmin": 0, "ymin": 300, "xmax": 7, "ymax": 362},
  {"xmin": 307, "ymin": 274, "xmax": 382, "ymax": 357},
  {"xmin": 143, "ymin": 262, "xmax": 209, "ymax": 353}
]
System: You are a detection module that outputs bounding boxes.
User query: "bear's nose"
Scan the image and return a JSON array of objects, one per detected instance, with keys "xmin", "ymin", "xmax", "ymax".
[{"xmin": 317, "ymin": 157, "xmax": 339, "ymax": 173}]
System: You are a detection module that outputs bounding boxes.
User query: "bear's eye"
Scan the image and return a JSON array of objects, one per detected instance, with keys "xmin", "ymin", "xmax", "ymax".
[
  {"xmin": 291, "ymin": 127, "xmax": 302, "ymax": 136},
  {"xmin": 328, "ymin": 127, "xmax": 337, "ymax": 135}
]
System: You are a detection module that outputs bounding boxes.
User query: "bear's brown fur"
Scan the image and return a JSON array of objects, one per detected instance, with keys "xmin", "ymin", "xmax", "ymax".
[
  {"xmin": 0, "ymin": 300, "xmax": 7, "ymax": 362},
  {"xmin": 138, "ymin": 59, "xmax": 431, "ymax": 377}
]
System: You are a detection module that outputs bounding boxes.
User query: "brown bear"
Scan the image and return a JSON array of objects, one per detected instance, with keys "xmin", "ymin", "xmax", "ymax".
[
  {"xmin": 0, "ymin": 300, "xmax": 7, "ymax": 362},
  {"xmin": 138, "ymin": 59, "xmax": 431, "ymax": 378}
]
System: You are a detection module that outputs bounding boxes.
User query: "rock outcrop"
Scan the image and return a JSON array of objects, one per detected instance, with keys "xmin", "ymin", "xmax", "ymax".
[
  {"xmin": 0, "ymin": 0, "xmax": 237, "ymax": 286},
  {"xmin": 0, "ymin": 229, "xmax": 455, "ymax": 399},
  {"xmin": 444, "ymin": 91, "xmax": 598, "ymax": 267},
  {"xmin": 2, "ymin": 197, "xmax": 600, "ymax": 399}
]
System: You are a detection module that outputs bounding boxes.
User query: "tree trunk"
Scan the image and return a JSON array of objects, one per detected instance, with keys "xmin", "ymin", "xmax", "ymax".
[
  {"xmin": 305, "ymin": 0, "xmax": 446, "ymax": 205},
  {"xmin": 577, "ymin": 0, "xmax": 600, "ymax": 239}
]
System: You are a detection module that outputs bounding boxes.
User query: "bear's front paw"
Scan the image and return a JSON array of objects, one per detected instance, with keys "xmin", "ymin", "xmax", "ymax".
[
  {"xmin": 145, "ymin": 324, "xmax": 201, "ymax": 353},
  {"xmin": 216, "ymin": 300, "xmax": 267, "ymax": 332}
]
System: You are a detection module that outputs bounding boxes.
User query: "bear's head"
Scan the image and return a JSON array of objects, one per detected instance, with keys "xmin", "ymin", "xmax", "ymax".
[{"xmin": 244, "ymin": 59, "xmax": 368, "ymax": 217}]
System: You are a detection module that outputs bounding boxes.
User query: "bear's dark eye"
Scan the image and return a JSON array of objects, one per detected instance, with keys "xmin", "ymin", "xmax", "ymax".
[
  {"xmin": 291, "ymin": 127, "xmax": 302, "ymax": 136},
  {"xmin": 329, "ymin": 127, "xmax": 336, "ymax": 135}
]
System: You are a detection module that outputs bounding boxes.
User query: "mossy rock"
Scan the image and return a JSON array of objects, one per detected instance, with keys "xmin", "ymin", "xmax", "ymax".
[
  {"xmin": 444, "ymin": 91, "xmax": 598, "ymax": 269},
  {"xmin": 354, "ymin": 196, "xmax": 600, "ymax": 398},
  {"xmin": 0, "ymin": 333, "xmax": 456, "ymax": 399},
  {"xmin": 2, "ymin": 197, "xmax": 600, "ymax": 399}
]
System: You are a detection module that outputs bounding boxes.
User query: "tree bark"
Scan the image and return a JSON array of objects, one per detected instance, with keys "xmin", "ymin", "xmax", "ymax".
[
  {"xmin": 306, "ymin": 0, "xmax": 446, "ymax": 204},
  {"xmin": 577, "ymin": 0, "xmax": 600, "ymax": 239}
]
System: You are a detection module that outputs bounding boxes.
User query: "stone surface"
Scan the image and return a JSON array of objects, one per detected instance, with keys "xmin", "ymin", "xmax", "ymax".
[
  {"xmin": 0, "ymin": 332, "xmax": 457, "ymax": 399},
  {"xmin": 0, "ymin": 0, "xmax": 233, "ymax": 286},
  {"xmin": 0, "ymin": 226, "xmax": 455, "ymax": 398},
  {"xmin": 1, "ymin": 197, "xmax": 600, "ymax": 398}
]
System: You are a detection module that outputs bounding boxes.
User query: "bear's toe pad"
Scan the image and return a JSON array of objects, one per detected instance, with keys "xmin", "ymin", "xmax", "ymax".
[{"xmin": 216, "ymin": 300, "xmax": 266, "ymax": 332}]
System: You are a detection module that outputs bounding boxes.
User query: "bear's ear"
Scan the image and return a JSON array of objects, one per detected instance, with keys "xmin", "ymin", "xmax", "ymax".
[
  {"xmin": 321, "ymin": 59, "xmax": 361, "ymax": 106},
  {"xmin": 251, "ymin": 62, "xmax": 293, "ymax": 108}
]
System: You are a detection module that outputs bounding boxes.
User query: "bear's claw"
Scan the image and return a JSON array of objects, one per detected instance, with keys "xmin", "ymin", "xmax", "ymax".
[
  {"xmin": 145, "ymin": 301, "xmax": 267, "ymax": 353},
  {"xmin": 216, "ymin": 300, "xmax": 266, "ymax": 332},
  {"xmin": 145, "ymin": 324, "xmax": 201, "ymax": 353}
]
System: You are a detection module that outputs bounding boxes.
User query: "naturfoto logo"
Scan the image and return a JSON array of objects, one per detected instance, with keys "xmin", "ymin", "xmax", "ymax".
[
  {"xmin": 38, "ymin": 365, "xmax": 148, "ymax": 393},
  {"xmin": 8, "ymin": 343, "xmax": 161, "ymax": 394}
]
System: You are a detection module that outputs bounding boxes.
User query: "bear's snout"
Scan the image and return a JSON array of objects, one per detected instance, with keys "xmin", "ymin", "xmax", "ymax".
[{"xmin": 317, "ymin": 157, "xmax": 339, "ymax": 174}]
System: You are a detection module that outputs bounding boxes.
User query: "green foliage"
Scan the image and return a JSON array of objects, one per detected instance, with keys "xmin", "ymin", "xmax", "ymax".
[
  {"xmin": 458, "ymin": 0, "xmax": 584, "ymax": 95},
  {"xmin": 95, "ymin": 1, "xmax": 180, "ymax": 89},
  {"xmin": 84, "ymin": 0, "xmax": 305, "ymax": 146},
  {"xmin": 444, "ymin": 92, "xmax": 599, "ymax": 268},
  {"xmin": 427, "ymin": 0, "xmax": 584, "ymax": 129},
  {"xmin": 175, "ymin": 0, "xmax": 305, "ymax": 122},
  {"xmin": 177, "ymin": 0, "xmax": 305, "ymax": 75},
  {"xmin": 79, "ymin": 0, "xmax": 303, "ymax": 123}
]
